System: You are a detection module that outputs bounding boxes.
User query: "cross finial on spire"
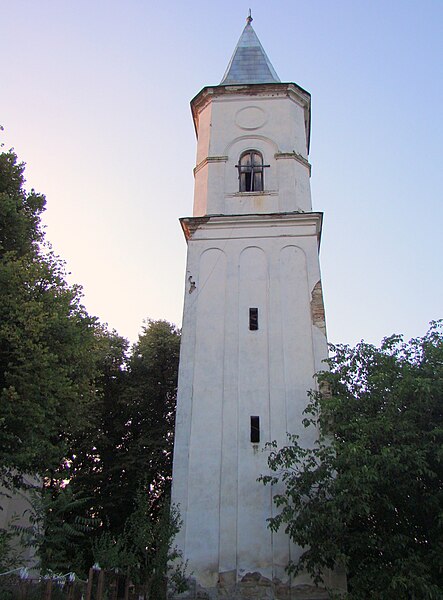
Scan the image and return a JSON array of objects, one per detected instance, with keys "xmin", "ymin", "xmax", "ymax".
[{"xmin": 246, "ymin": 8, "xmax": 253, "ymax": 24}]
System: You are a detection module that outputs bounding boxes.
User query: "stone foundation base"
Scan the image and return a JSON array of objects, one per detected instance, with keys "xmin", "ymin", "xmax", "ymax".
[{"xmin": 170, "ymin": 571, "xmax": 340, "ymax": 600}]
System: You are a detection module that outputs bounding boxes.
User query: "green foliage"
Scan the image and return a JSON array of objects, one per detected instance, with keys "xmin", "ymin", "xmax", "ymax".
[
  {"xmin": 91, "ymin": 530, "xmax": 126, "ymax": 571},
  {"xmin": 0, "ymin": 145, "xmax": 184, "ymax": 589},
  {"xmin": 123, "ymin": 488, "xmax": 187, "ymax": 596},
  {"xmin": 120, "ymin": 320, "xmax": 181, "ymax": 506},
  {"xmin": 0, "ymin": 149, "xmax": 45, "ymax": 257},
  {"xmin": 92, "ymin": 485, "xmax": 187, "ymax": 598},
  {"xmin": 0, "ymin": 521, "xmax": 21, "ymax": 571},
  {"xmin": 261, "ymin": 322, "xmax": 443, "ymax": 599},
  {"xmin": 44, "ymin": 319, "xmax": 181, "ymax": 577},
  {"xmin": 12, "ymin": 484, "xmax": 97, "ymax": 576},
  {"xmin": 0, "ymin": 148, "xmax": 105, "ymax": 484},
  {"xmin": 64, "ymin": 320, "xmax": 180, "ymax": 539},
  {"xmin": 55, "ymin": 328, "xmax": 129, "ymax": 538}
]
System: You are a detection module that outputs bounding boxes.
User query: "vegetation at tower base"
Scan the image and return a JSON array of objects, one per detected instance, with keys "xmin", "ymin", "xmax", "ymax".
[
  {"xmin": 261, "ymin": 321, "xmax": 443, "ymax": 599},
  {"xmin": 0, "ymin": 145, "xmax": 185, "ymax": 594},
  {"xmin": 61, "ymin": 319, "xmax": 182, "ymax": 581},
  {"xmin": 23, "ymin": 320, "xmax": 185, "ymax": 594},
  {"xmin": 91, "ymin": 487, "xmax": 187, "ymax": 598}
]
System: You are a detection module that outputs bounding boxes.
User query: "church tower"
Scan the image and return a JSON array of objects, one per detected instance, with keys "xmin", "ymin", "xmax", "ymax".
[{"xmin": 171, "ymin": 15, "xmax": 345, "ymax": 598}]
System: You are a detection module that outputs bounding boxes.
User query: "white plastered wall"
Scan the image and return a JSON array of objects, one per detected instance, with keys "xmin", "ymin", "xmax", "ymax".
[
  {"xmin": 171, "ymin": 215, "xmax": 327, "ymax": 587},
  {"xmin": 193, "ymin": 91, "xmax": 312, "ymax": 217}
]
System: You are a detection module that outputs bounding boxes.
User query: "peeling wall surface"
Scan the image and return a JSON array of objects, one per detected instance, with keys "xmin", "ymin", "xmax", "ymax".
[
  {"xmin": 310, "ymin": 281, "xmax": 327, "ymax": 336},
  {"xmin": 172, "ymin": 571, "xmax": 340, "ymax": 599},
  {"xmin": 171, "ymin": 82, "xmax": 345, "ymax": 598}
]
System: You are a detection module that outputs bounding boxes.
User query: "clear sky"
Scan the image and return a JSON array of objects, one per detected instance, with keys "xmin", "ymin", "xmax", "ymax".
[{"xmin": 1, "ymin": 1, "xmax": 442, "ymax": 346}]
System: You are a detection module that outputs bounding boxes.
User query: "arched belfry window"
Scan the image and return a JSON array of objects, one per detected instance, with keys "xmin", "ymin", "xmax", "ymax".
[{"xmin": 236, "ymin": 150, "xmax": 269, "ymax": 192}]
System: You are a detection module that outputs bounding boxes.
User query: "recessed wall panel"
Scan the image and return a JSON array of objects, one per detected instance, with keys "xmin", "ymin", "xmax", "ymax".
[{"xmin": 186, "ymin": 248, "xmax": 227, "ymax": 578}]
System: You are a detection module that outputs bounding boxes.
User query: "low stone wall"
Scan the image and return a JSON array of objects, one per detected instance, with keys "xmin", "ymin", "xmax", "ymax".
[{"xmin": 171, "ymin": 572, "xmax": 333, "ymax": 600}]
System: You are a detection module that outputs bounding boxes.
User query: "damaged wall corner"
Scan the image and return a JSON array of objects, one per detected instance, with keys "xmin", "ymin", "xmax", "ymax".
[{"xmin": 311, "ymin": 280, "xmax": 326, "ymax": 336}]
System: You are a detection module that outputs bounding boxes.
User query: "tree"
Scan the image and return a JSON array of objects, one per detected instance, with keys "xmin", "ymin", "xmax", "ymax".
[
  {"xmin": 0, "ymin": 148, "xmax": 104, "ymax": 486},
  {"xmin": 0, "ymin": 146, "xmax": 122, "ymax": 574},
  {"xmin": 261, "ymin": 322, "xmax": 443, "ymax": 599},
  {"xmin": 0, "ymin": 145, "xmax": 45, "ymax": 257},
  {"xmin": 13, "ymin": 484, "xmax": 96, "ymax": 575},
  {"xmin": 0, "ymin": 145, "xmax": 184, "ymax": 582},
  {"xmin": 92, "ymin": 486, "xmax": 187, "ymax": 599},
  {"xmin": 56, "ymin": 328, "xmax": 129, "ymax": 537},
  {"xmin": 59, "ymin": 320, "xmax": 181, "ymax": 574},
  {"xmin": 65, "ymin": 319, "xmax": 180, "ymax": 529},
  {"xmin": 119, "ymin": 320, "xmax": 181, "ymax": 510}
]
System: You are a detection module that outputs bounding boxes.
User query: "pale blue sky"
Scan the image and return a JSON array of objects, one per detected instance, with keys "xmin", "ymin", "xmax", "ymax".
[{"xmin": 1, "ymin": 1, "xmax": 442, "ymax": 345}]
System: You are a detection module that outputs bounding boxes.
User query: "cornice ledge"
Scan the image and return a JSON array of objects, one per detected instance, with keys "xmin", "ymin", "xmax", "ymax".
[
  {"xmin": 194, "ymin": 155, "xmax": 229, "ymax": 176},
  {"xmin": 181, "ymin": 211, "xmax": 323, "ymax": 247},
  {"xmin": 180, "ymin": 212, "xmax": 323, "ymax": 239},
  {"xmin": 180, "ymin": 216, "xmax": 211, "ymax": 240},
  {"xmin": 275, "ymin": 151, "xmax": 311, "ymax": 174},
  {"xmin": 191, "ymin": 82, "xmax": 310, "ymax": 116},
  {"xmin": 197, "ymin": 211, "xmax": 322, "ymax": 225}
]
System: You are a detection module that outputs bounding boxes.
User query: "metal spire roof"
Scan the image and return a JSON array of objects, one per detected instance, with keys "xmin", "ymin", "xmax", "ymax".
[{"xmin": 220, "ymin": 12, "xmax": 280, "ymax": 85}]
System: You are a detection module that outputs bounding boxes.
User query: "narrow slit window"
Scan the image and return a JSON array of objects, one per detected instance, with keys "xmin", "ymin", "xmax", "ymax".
[
  {"xmin": 249, "ymin": 307, "xmax": 258, "ymax": 331},
  {"xmin": 250, "ymin": 416, "xmax": 260, "ymax": 443}
]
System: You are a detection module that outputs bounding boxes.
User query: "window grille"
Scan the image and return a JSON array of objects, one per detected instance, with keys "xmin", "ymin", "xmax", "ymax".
[{"xmin": 236, "ymin": 150, "xmax": 269, "ymax": 192}]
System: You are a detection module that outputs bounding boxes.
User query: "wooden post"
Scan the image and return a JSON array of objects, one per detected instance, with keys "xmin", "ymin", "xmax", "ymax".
[
  {"xmin": 124, "ymin": 568, "xmax": 131, "ymax": 600},
  {"xmin": 67, "ymin": 580, "xmax": 74, "ymax": 600},
  {"xmin": 43, "ymin": 579, "xmax": 52, "ymax": 600},
  {"xmin": 111, "ymin": 572, "xmax": 118, "ymax": 600},
  {"xmin": 97, "ymin": 569, "xmax": 105, "ymax": 600},
  {"xmin": 85, "ymin": 567, "xmax": 94, "ymax": 600},
  {"xmin": 18, "ymin": 580, "xmax": 26, "ymax": 600}
]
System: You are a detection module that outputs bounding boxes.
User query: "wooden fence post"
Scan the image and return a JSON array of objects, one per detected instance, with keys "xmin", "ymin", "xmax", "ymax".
[
  {"xmin": 110, "ymin": 572, "xmax": 116, "ymax": 600},
  {"xmin": 97, "ymin": 569, "xmax": 105, "ymax": 600},
  {"xmin": 18, "ymin": 580, "xmax": 26, "ymax": 600},
  {"xmin": 124, "ymin": 568, "xmax": 130, "ymax": 600},
  {"xmin": 85, "ymin": 567, "xmax": 94, "ymax": 600},
  {"xmin": 43, "ymin": 579, "xmax": 52, "ymax": 600},
  {"xmin": 67, "ymin": 580, "xmax": 74, "ymax": 600}
]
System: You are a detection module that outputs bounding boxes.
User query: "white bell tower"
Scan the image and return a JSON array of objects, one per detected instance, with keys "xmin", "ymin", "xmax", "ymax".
[{"xmin": 171, "ymin": 14, "xmax": 345, "ymax": 598}]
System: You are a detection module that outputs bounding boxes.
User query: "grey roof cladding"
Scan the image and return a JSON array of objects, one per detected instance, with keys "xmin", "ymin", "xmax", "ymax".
[{"xmin": 220, "ymin": 21, "xmax": 280, "ymax": 85}]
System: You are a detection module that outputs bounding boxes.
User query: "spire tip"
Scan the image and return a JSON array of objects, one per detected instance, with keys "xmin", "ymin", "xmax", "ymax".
[{"xmin": 246, "ymin": 8, "xmax": 253, "ymax": 24}]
